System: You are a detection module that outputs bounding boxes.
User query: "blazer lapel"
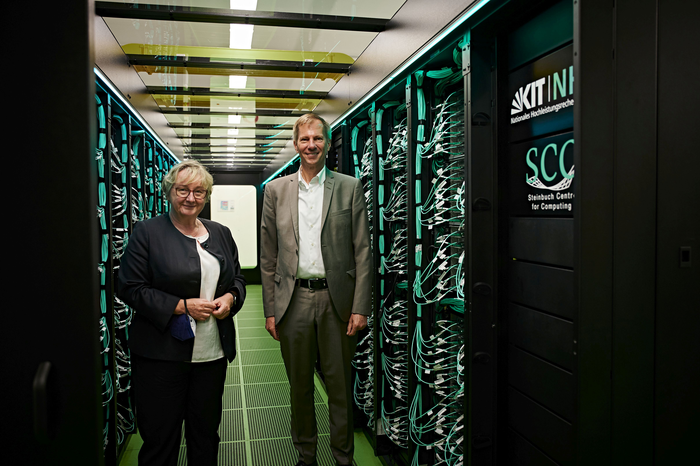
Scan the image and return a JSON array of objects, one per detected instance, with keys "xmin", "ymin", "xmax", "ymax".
[
  {"xmin": 288, "ymin": 174, "xmax": 300, "ymax": 243},
  {"xmin": 321, "ymin": 169, "xmax": 335, "ymax": 230}
]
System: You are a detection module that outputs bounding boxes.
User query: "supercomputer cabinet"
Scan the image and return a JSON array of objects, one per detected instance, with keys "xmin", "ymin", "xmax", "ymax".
[{"xmin": 95, "ymin": 76, "xmax": 179, "ymax": 466}]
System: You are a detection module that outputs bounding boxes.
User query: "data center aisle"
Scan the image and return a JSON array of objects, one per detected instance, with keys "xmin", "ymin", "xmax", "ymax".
[{"xmin": 120, "ymin": 285, "xmax": 381, "ymax": 466}]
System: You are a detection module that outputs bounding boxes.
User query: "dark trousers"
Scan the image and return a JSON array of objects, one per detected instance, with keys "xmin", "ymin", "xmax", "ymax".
[
  {"xmin": 278, "ymin": 287, "xmax": 358, "ymax": 465},
  {"xmin": 130, "ymin": 354, "xmax": 228, "ymax": 466}
]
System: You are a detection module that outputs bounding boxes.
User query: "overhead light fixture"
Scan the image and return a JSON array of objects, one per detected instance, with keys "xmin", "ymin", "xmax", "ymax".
[
  {"xmin": 230, "ymin": 0, "xmax": 257, "ymax": 49},
  {"xmin": 229, "ymin": 76, "xmax": 247, "ymax": 89}
]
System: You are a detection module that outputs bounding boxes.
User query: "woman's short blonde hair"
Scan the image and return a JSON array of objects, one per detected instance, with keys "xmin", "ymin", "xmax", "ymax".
[{"xmin": 161, "ymin": 159, "xmax": 214, "ymax": 202}]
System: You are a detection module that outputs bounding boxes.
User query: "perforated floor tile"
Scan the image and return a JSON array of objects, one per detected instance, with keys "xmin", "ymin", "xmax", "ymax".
[
  {"xmin": 176, "ymin": 442, "xmax": 247, "ymax": 466},
  {"xmin": 222, "ymin": 384, "xmax": 242, "ymax": 410},
  {"xmin": 242, "ymin": 363, "xmax": 288, "ymax": 384},
  {"xmin": 239, "ymin": 337, "xmax": 283, "ymax": 350},
  {"xmin": 239, "ymin": 348, "xmax": 284, "ymax": 366},
  {"xmin": 238, "ymin": 326, "xmax": 272, "ymax": 338},
  {"xmin": 247, "ymin": 404, "xmax": 330, "ymax": 440},
  {"xmin": 217, "ymin": 442, "xmax": 248, "ymax": 466},
  {"xmin": 244, "ymin": 381, "xmax": 325, "ymax": 408},
  {"xmin": 224, "ymin": 366, "xmax": 240, "ymax": 385},
  {"xmin": 219, "ymin": 410, "xmax": 245, "ymax": 442},
  {"xmin": 249, "ymin": 437, "xmax": 298, "ymax": 466}
]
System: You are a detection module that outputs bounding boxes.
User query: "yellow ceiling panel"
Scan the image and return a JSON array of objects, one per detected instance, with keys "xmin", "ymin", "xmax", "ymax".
[
  {"xmin": 122, "ymin": 44, "xmax": 355, "ymax": 64},
  {"xmin": 153, "ymin": 95, "xmax": 319, "ymax": 111},
  {"xmin": 132, "ymin": 64, "xmax": 344, "ymax": 81}
]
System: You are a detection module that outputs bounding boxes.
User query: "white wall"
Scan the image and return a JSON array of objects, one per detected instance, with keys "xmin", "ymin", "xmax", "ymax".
[{"xmin": 210, "ymin": 185, "xmax": 257, "ymax": 269}]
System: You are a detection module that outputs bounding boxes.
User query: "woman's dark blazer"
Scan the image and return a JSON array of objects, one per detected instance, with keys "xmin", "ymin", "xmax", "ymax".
[{"xmin": 117, "ymin": 214, "xmax": 246, "ymax": 362}]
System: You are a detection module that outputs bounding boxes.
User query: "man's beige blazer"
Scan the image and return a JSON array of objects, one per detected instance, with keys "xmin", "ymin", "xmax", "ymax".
[{"xmin": 260, "ymin": 169, "xmax": 372, "ymax": 323}]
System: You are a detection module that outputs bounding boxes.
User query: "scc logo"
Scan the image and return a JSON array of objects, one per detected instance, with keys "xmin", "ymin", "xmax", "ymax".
[{"xmin": 525, "ymin": 139, "xmax": 574, "ymax": 191}]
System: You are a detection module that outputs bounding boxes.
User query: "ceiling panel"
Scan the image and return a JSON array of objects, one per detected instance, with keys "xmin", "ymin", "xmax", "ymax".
[{"xmin": 98, "ymin": 0, "xmax": 406, "ymax": 172}]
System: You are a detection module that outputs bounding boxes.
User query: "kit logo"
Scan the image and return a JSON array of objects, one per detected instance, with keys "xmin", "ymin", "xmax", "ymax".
[
  {"xmin": 511, "ymin": 78, "xmax": 546, "ymax": 115},
  {"xmin": 511, "ymin": 66, "xmax": 574, "ymax": 118}
]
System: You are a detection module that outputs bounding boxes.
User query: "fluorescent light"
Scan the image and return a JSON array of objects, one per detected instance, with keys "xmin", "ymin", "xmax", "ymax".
[
  {"xmin": 231, "ymin": 0, "xmax": 257, "ymax": 10},
  {"xmin": 94, "ymin": 67, "xmax": 179, "ymax": 162},
  {"xmin": 228, "ymin": 115, "xmax": 242, "ymax": 125},
  {"xmin": 230, "ymin": 25, "xmax": 255, "ymax": 49},
  {"xmin": 330, "ymin": 0, "xmax": 491, "ymax": 130},
  {"xmin": 229, "ymin": 76, "xmax": 247, "ymax": 88},
  {"xmin": 229, "ymin": 1, "xmax": 257, "ymax": 49}
]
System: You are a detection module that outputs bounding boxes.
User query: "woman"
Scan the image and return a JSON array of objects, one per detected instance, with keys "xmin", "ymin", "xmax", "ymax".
[{"xmin": 118, "ymin": 160, "xmax": 246, "ymax": 466}]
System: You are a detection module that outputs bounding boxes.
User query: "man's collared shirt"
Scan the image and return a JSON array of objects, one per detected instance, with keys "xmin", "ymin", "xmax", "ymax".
[{"xmin": 297, "ymin": 167, "xmax": 326, "ymax": 278}]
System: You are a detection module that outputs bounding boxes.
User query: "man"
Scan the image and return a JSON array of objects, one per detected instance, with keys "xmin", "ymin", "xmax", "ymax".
[{"xmin": 260, "ymin": 113, "xmax": 372, "ymax": 466}]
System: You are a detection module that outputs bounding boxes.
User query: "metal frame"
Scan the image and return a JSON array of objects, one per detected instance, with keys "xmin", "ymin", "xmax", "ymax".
[
  {"xmin": 96, "ymin": 1, "xmax": 388, "ymax": 32},
  {"xmin": 147, "ymin": 87, "xmax": 327, "ymax": 100},
  {"xmin": 127, "ymin": 55, "xmax": 351, "ymax": 74}
]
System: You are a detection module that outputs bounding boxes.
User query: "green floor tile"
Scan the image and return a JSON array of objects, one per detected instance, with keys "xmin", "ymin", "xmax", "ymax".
[
  {"xmin": 238, "ymin": 337, "xmax": 282, "ymax": 351},
  {"xmin": 239, "ymin": 348, "xmax": 284, "ymax": 366},
  {"xmin": 236, "ymin": 318, "xmax": 267, "ymax": 329},
  {"xmin": 225, "ymin": 366, "xmax": 241, "ymax": 385},
  {"xmin": 219, "ymin": 410, "xmax": 246, "ymax": 442},
  {"xmin": 238, "ymin": 326, "xmax": 274, "ymax": 339},
  {"xmin": 242, "ymin": 364, "xmax": 288, "ymax": 384},
  {"xmin": 222, "ymin": 384, "xmax": 242, "ymax": 410},
  {"xmin": 249, "ymin": 437, "xmax": 298, "ymax": 466}
]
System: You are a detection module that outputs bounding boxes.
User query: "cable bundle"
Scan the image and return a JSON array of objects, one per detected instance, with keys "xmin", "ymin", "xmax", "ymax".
[
  {"xmin": 409, "ymin": 321, "xmax": 464, "ymax": 465},
  {"xmin": 131, "ymin": 134, "xmax": 145, "ymax": 222},
  {"xmin": 413, "ymin": 230, "xmax": 464, "ymax": 304},
  {"xmin": 381, "ymin": 227, "xmax": 408, "ymax": 274},
  {"xmin": 351, "ymin": 119, "xmax": 376, "ymax": 429},
  {"xmin": 382, "ymin": 173, "xmax": 407, "ymax": 222},
  {"xmin": 382, "ymin": 118, "xmax": 408, "ymax": 171},
  {"xmin": 380, "ymin": 294, "xmax": 409, "ymax": 448},
  {"xmin": 352, "ymin": 312, "xmax": 375, "ymax": 427},
  {"xmin": 421, "ymin": 164, "xmax": 465, "ymax": 228},
  {"xmin": 421, "ymin": 94, "xmax": 464, "ymax": 161}
]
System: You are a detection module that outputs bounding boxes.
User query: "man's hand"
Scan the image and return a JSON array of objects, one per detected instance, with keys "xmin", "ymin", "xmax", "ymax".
[
  {"xmin": 346, "ymin": 313, "xmax": 368, "ymax": 336},
  {"xmin": 266, "ymin": 316, "xmax": 280, "ymax": 341}
]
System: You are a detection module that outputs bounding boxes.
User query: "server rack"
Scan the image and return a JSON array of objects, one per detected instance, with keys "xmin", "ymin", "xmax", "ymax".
[
  {"xmin": 332, "ymin": 32, "xmax": 472, "ymax": 465},
  {"xmin": 95, "ymin": 77, "xmax": 178, "ymax": 466}
]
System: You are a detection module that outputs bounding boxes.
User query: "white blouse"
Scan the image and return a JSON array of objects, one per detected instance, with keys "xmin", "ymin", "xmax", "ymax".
[{"xmin": 187, "ymin": 231, "xmax": 225, "ymax": 362}]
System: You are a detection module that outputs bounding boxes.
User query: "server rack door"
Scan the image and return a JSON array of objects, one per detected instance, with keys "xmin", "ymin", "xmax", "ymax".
[
  {"xmin": 9, "ymin": 1, "xmax": 105, "ymax": 464},
  {"xmin": 495, "ymin": 1, "xmax": 577, "ymax": 465}
]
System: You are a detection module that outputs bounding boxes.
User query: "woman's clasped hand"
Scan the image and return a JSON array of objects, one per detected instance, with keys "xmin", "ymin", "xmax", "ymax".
[{"xmin": 180, "ymin": 295, "xmax": 236, "ymax": 321}]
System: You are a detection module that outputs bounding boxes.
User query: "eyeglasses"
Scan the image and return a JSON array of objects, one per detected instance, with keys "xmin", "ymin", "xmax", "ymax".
[{"xmin": 174, "ymin": 187, "xmax": 207, "ymax": 199}]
